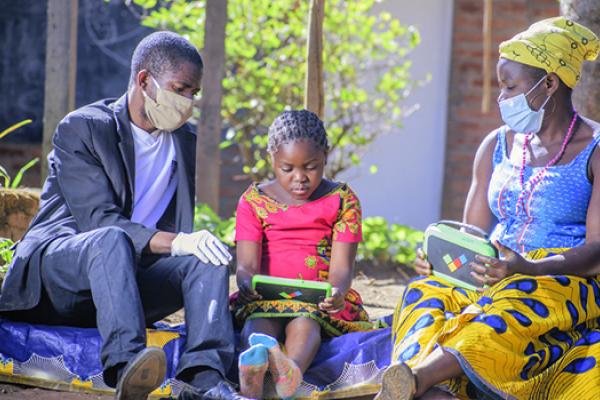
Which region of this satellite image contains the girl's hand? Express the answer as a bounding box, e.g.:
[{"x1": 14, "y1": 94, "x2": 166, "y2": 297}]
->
[
  {"x1": 237, "y1": 277, "x2": 262, "y2": 305},
  {"x1": 469, "y1": 241, "x2": 529, "y2": 288},
  {"x1": 413, "y1": 248, "x2": 433, "y2": 276},
  {"x1": 319, "y1": 287, "x2": 345, "y2": 314}
]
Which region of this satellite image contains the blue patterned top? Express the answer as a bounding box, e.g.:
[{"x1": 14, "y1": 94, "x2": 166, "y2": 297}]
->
[{"x1": 487, "y1": 125, "x2": 600, "y2": 253}]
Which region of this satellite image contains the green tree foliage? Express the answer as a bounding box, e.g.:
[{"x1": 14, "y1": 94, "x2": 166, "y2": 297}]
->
[{"x1": 133, "y1": 0, "x2": 421, "y2": 180}]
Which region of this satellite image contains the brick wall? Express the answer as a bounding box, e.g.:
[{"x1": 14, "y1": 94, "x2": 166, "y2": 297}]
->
[{"x1": 441, "y1": 0, "x2": 559, "y2": 220}]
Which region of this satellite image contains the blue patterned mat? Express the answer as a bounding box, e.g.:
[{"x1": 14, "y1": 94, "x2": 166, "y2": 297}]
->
[{"x1": 0, "y1": 317, "x2": 392, "y2": 398}]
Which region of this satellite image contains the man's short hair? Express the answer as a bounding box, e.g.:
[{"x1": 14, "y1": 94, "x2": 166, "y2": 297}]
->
[{"x1": 129, "y1": 31, "x2": 203, "y2": 86}]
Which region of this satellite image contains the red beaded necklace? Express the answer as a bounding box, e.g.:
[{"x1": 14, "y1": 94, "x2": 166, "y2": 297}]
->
[{"x1": 515, "y1": 112, "x2": 579, "y2": 215}]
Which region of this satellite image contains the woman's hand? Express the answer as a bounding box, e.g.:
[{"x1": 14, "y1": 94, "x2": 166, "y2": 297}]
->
[
  {"x1": 319, "y1": 287, "x2": 345, "y2": 314},
  {"x1": 413, "y1": 248, "x2": 433, "y2": 276},
  {"x1": 236, "y1": 276, "x2": 262, "y2": 305},
  {"x1": 470, "y1": 241, "x2": 530, "y2": 288}
]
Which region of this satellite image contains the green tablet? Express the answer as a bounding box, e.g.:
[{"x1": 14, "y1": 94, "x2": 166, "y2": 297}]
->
[
  {"x1": 251, "y1": 275, "x2": 332, "y2": 304},
  {"x1": 424, "y1": 221, "x2": 498, "y2": 291}
]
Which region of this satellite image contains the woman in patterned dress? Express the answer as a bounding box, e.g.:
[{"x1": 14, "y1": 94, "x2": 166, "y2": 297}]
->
[{"x1": 376, "y1": 17, "x2": 600, "y2": 400}]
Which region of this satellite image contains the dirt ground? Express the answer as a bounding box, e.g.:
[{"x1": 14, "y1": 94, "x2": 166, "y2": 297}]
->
[
  {"x1": 0, "y1": 384, "x2": 112, "y2": 399},
  {"x1": 0, "y1": 264, "x2": 412, "y2": 399}
]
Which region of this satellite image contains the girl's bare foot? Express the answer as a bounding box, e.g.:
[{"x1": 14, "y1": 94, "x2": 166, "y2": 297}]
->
[
  {"x1": 249, "y1": 333, "x2": 302, "y2": 398},
  {"x1": 239, "y1": 344, "x2": 269, "y2": 399}
]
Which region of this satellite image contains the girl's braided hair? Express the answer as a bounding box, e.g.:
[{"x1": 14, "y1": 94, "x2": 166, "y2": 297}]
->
[{"x1": 267, "y1": 110, "x2": 329, "y2": 154}]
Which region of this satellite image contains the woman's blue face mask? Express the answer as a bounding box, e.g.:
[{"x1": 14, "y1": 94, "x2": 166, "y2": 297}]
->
[{"x1": 498, "y1": 75, "x2": 551, "y2": 134}]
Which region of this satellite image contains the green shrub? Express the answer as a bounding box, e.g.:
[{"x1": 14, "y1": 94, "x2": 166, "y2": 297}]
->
[
  {"x1": 358, "y1": 217, "x2": 423, "y2": 267},
  {"x1": 194, "y1": 204, "x2": 236, "y2": 246},
  {"x1": 0, "y1": 239, "x2": 14, "y2": 273}
]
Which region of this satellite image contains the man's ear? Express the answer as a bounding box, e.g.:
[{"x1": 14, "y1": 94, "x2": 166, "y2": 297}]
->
[{"x1": 137, "y1": 69, "x2": 150, "y2": 90}]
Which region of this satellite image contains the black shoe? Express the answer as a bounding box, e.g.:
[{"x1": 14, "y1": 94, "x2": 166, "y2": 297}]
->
[
  {"x1": 178, "y1": 381, "x2": 250, "y2": 400},
  {"x1": 115, "y1": 347, "x2": 167, "y2": 400}
]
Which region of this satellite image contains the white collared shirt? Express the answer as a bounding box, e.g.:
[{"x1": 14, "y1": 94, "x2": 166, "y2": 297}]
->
[{"x1": 129, "y1": 123, "x2": 178, "y2": 228}]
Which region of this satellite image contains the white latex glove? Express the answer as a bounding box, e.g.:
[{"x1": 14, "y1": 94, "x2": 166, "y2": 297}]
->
[{"x1": 171, "y1": 230, "x2": 232, "y2": 265}]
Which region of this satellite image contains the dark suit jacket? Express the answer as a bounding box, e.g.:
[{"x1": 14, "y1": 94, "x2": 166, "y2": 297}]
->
[{"x1": 0, "y1": 95, "x2": 196, "y2": 311}]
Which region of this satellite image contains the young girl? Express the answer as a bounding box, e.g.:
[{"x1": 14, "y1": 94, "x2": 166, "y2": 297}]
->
[{"x1": 232, "y1": 110, "x2": 373, "y2": 399}]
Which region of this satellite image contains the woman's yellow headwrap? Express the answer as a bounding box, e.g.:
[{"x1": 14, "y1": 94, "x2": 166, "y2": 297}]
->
[{"x1": 499, "y1": 17, "x2": 599, "y2": 88}]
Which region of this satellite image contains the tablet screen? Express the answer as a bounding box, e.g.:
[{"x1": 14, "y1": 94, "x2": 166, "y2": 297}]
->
[{"x1": 253, "y1": 276, "x2": 331, "y2": 304}]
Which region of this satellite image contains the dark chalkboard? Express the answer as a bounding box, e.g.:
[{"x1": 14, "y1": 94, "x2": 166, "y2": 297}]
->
[{"x1": 0, "y1": 0, "x2": 153, "y2": 143}]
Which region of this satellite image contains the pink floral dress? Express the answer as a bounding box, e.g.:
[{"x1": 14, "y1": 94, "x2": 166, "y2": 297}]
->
[{"x1": 233, "y1": 182, "x2": 373, "y2": 336}]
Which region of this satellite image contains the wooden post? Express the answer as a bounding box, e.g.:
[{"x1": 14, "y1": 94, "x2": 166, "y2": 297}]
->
[
  {"x1": 196, "y1": 0, "x2": 228, "y2": 212},
  {"x1": 481, "y1": 0, "x2": 493, "y2": 113},
  {"x1": 304, "y1": 0, "x2": 325, "y2": 118},
  {"x1": 42, "y1": 0, "x2": 78, "y2": 182}
]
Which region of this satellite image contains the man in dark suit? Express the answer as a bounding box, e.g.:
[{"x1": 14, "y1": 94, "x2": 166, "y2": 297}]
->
[{"x1": 0, "y1": 32, "x2": 244, "y2": 400}]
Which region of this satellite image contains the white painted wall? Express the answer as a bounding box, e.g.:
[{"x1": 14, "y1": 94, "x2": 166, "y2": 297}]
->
[{"x1": 340, "y1": 0, "x2": 454, "y2": 230}]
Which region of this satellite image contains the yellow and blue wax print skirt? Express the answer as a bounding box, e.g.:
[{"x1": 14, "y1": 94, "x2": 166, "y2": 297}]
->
[{"x1": 392, "y1": 248, "x2": 600, "y2": 399}]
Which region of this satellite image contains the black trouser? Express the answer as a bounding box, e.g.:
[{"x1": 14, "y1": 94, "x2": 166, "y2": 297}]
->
[{"x1": 11, "y1": 227, "x2": 234, "y2": 385}]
